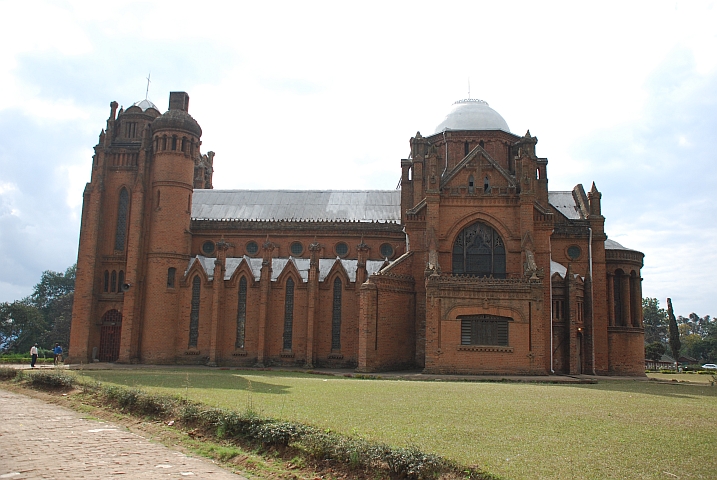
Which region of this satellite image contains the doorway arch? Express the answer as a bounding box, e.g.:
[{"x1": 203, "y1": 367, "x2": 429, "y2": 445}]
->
[{"x1": 99, "y1": 309, "x2": 122, "y2": 362}]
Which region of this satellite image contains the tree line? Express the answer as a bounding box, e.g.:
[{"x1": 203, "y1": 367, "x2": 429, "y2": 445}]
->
[
  {"x1": 643, "y1": 297, "x2": 717, "y2": 364},
  {"x1": 0, "y1": 265, "x2": 75, "y2": 354}
]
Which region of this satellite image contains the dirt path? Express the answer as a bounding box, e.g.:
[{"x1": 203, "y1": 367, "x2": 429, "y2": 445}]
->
[{"x1": 0, "y1": 388, "x2": 247, "y2": 479}]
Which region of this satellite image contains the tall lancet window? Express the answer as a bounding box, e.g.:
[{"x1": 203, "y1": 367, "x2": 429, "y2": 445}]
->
[
  {"x1": 332, "y1": 277, "x2": 342, "y2": 350},
  {"x1": 236, "y1": 277, "x2": 247, "y2": 349},
  {"x1": 189, "y1": 276, "x2": 200, "y2": 348},
  {"x1": 115, "y1": 188, "x2": 129, "y2": 251},
  {"x1": 283, "y1": 278, "x2": 295, "y2": 350}
]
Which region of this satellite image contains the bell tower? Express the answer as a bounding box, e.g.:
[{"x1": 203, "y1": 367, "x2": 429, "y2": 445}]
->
[{"x1": 137, "y1": 92, "x2": 204, "y2": 363}]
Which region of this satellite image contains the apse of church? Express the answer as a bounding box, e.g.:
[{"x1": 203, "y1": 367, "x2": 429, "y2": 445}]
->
[{"x1": 69, "y1": 93, "x2": 645, "y2": 376}]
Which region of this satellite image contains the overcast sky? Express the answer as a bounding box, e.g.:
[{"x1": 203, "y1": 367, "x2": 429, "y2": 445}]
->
[{"x1": 0, "y1": 0, "x2": 715, "y2": 317}]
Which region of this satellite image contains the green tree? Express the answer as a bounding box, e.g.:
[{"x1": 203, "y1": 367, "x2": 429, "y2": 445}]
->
[
  {"x1": 0, "y1": 300, "x2": 46, "y2": 353},
  {"x1": 667, "y1": 298, "x2": 681, "y2": 368},
  {"x1": 645, "y1": 341, "x2": 666, "y2": 363},
  {"x1": 642, "y1": 297, "x2": 668, "y2": 344},
  {"x1": 0, "y1": 264, "x2": 75, "y2": 354}
]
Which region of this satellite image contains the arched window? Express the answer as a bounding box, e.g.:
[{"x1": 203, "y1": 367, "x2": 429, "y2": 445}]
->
[
  {"x1": 104, "y1": 270, "x2": 109, "y2": 292},
  {"x1": 613, "y1": 269, "x2": 624, "y2": 326},
  {"x1": 452, "y1": 221, "x2": 506, "y2": 278},
  {"x1": 189, "y1": 276, "x2": 200, "y2": 348},
  {"x1": 484, "y1": 176, "x2": 490, "y2": 193},
  {"x1": 156, "y1": 190, "x2": 161, "y2": 209},
  {"x1": 464, "y1": 141, "x2": 470, "y2": 157},
  {"x1": 236, "y1": 277, "x2": 247, "y2": 349},
  {"x1": 115, "y1": 188, "x2": 129, "y2": 251},
  {"x1": 332, "y1": 277, "x2": 342, "y2": 350},
  {"x1": 171, "y1": 135, "x2": 177, "y2": 150},
  {"x1": 110, "y1": 270, "x2": 117, "y2": 292},
  {"x1": 167, "y1": 267, "x2": 176, "y2": 288},
  {"x1": 118, "y1": 270, "x2": 125, "y2": 292},
  {"x1": 283, "y1": 278, "x2": 294, "y2": 350}
]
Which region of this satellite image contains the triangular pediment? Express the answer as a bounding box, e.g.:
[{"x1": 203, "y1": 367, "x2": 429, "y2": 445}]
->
[{"x1": 440, "y1": 144, "x2": 516, "y2": 190}]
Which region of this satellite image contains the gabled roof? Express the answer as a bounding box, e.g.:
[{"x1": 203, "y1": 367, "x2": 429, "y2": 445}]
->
[
  {"x1": 185, "y1": 255, "x2": 388, "y2": 284},
  {"x1": 192, "y1": 190, "x2": 401, "y2": 223}
]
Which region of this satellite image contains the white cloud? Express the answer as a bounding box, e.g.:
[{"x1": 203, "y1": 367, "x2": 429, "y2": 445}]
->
[{"x1": 0, "y1": 1, "x2": 716, "y2": 315}]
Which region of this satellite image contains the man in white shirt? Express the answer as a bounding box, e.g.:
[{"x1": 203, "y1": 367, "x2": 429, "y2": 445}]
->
[{"x1": 30, "y1": 344, "x2": 38, "y2": 368}]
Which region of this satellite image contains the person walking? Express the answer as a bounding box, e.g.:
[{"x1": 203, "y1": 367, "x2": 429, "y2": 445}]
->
[
  {"x1": 30, "y1": 344, "x2": 38, "y2": 368},
  {"x1": 53, "y1": 343, "x2": 63, "y2": 365}
]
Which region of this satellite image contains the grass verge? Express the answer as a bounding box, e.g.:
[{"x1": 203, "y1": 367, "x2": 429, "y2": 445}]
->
[{"x1": 0, "y1": 368, "x2": 492, "y2": 480}]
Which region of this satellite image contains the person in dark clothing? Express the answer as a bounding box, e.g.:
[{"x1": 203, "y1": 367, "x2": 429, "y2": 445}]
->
[{"x1": 30, "y1": 344, "x2": 38, "y2": 368}]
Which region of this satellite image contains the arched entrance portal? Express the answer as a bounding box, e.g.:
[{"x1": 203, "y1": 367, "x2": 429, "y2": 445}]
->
[{"x1": 99, "y1": 309, "x2": 122, "y2": 362}]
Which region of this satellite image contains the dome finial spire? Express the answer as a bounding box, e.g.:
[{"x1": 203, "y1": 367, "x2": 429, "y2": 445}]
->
[
  {"x1": 467, "y1": 77, "x2": 470, "y2": 99},
  {"x1": 145, "y1": 72, "x2": 151, "y2": 100}
]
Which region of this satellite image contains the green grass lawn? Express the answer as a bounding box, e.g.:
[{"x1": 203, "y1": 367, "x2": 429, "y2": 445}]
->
[{"x1": 76, "y1": 368, "x2": 717, "y2": 479}]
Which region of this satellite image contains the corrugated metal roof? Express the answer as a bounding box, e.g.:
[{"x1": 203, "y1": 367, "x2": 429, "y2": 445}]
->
[
  {"x1": 548, "y1": 191, "x2": 583, "y2": 220},
  {"x1": 605, "y1": 239, "x2": 639, "y2": 251},
  {"x1": 186, "y1": 255, "x2": 389, "y2": 284},
  {"x1": 192, "y1": 190, "x2": 401, "y2": 223}
]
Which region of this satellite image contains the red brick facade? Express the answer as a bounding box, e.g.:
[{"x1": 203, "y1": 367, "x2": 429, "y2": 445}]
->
[{"x1": 69, "y1": 93, "x2": 645, "y2": 375}]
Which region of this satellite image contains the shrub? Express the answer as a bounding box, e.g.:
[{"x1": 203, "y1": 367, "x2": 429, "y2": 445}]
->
[
  {"x1": 26, "y1": 370, "x2": 76, "y2": 389},
  {"x1": 100, "y1": 385, "x2": 177, "y2": 417},
  {"x1": 0, "y1": 366, "x2": 19, "y2": 381}
]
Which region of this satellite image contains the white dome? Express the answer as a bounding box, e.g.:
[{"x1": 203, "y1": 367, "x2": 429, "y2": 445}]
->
[
  {"x1": 132, "y1": 99, "x2": 160, "y2": 112},
  {"x1": 434, "y1": 99, "x2": 510, "y2": 134}
]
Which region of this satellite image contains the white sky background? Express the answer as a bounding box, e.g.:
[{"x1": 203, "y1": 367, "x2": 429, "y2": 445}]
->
[{"x1": 0, "y1": 0, "x2": 715, "y2": 317}]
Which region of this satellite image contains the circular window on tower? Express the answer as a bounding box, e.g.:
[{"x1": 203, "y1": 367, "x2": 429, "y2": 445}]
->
[
  {"x1": 290, "y1": 241, "x2": 304, "y2": 256},
  {"x1": 246, "y1": 241, "x2": 259, "y2": 256},
  {"x1": 202, "y1": 241, "x2": 215, "y2": 256},
  {"x1": 335, "y1": 242, "x2": 349, "y2": 258},
  {"x1": 567, "y1": 245, "x2": 582, "y2": 260},
  {"x1": 380, "y1": 243, "x2": 394, "y2": 259}
]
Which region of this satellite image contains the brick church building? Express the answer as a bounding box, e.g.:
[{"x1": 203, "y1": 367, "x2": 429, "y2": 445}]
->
[{"x1": 68, "y1": 91, "x2": 645, "y2": 375}]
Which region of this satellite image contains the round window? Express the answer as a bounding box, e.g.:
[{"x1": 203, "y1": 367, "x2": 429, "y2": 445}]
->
[
  {"x1": 567, "y1": 245, "x2": 582, "y2": 260},
  {"x1": 246, "y1": 241, "x2": 259, "y2": 255},
  {"x1": 380, "y1": 243, "x2": 394, "y2": 259},
  {"x1": 335, "y1": 242, "x2": 349, "y2": 257},
  {"x1": 202, "y1": 241, "x2": 215, "y2": 255},
  {"x1": 290, "y1": 242, "x2": 303, "y2": 256}
]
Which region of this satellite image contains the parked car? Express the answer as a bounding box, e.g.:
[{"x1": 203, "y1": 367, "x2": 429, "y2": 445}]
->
[{"x1": 701, "y1": 364, "x2": 717, "y2": 370}]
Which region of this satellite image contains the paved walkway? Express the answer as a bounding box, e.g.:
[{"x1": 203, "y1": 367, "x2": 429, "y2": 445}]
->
[{"x1": 0, "y1": 389, "x2": 246, "y2": 479}]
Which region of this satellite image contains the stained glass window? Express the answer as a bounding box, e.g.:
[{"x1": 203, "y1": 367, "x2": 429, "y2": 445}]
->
[
  {"x1": 189, "y1": 276, "x2": 200, "y2": 348},
  {"x1": 115, "y1": 188, "x2": 129, "y2": 251},
  {"x1": 283, "y1": 278, "x2": 294, "y2": 350},
  {"x1": 452, "y1": 222, "x2": 506, "y2": 278},
  {"x1": 332, "y1": 278, "x2": 342, "y2": 350},
  {"x1": 236, "y1": 277, "x2": 247, "y2": 349}
]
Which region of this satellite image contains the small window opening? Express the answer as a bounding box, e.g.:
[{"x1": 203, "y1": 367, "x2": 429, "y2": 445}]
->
[
  {"x1": 484, "y1": 176, "x2": 490, "y2": 193},
  {"x1": 464, "y1": 141, "x2": 470, "y2": 157},
  {"x1": 111, "y1": 270, "x2": 117, "y2": 293},
  {"x1": 118, "y1": 270, "x2": 125, "y2": 292},
  {"x1": 156, "y1": 190, "x2": 161, "y2": 209},
  {"x1": 167, "y1": 267, "x2": 176, "y2": 288},
  {"x1": 104, "y1": 270, "x2": 109, "y2": 292},
  {"x1": 468, "y1": 175, "x2": 475, "y2": 194},
  {"x1": 171, "y1": 135, "x2": 177, "y2": 151},
  {"x1": 479, "y1": 140, "x2": 485, "y2": 148}
]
